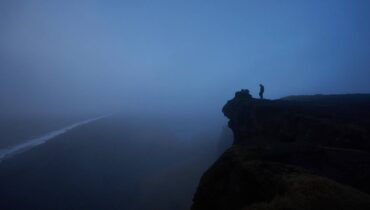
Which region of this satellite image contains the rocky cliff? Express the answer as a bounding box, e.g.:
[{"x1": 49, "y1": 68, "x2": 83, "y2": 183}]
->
[{"x1": 191, "y1": 92, "x2": 370, "y2": 210}]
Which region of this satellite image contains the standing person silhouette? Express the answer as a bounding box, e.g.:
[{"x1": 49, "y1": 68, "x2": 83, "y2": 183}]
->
[{"x1": 259, "y1": 84, "x2": 265, "y2": 99}]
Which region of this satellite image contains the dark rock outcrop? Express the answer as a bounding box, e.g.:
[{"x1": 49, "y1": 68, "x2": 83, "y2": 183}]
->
[
  {"x1": 222, "y1": 89, "x2": 254, "y2": 144},
  {"x1": 192, "y1": 93, "x2": 370, "y2": 210},
  {"x1": 223, "y1": 93, "x2": 370, "y2": 151},
  {"x1": 192, "y1": 147, "x2": 370, "y2": 210}
]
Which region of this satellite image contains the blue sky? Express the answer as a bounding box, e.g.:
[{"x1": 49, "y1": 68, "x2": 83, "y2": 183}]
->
[{"x1": 1, "y1": 0, "x2": 370, "y2": 116}]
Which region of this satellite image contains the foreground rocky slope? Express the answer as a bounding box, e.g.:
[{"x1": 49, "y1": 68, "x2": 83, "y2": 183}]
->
[{"x1": 192, "y1": 92, "x2": 370, "y2": 210}]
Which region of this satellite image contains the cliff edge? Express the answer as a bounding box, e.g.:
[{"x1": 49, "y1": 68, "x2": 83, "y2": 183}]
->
[{"x1": 191, "y1": 92, "x2": 370, "y2": 210}]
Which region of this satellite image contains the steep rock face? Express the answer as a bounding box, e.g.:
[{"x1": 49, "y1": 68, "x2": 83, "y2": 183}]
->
[
  {"x1": 223, "y1": 94, "x2": 370, "y2": 150},
  {"x1": 192, "y1": 147, "x2": 370, "y2": 210},
  {"x1": 192, "y1": 93, "x2": 370, "y2": 210}
]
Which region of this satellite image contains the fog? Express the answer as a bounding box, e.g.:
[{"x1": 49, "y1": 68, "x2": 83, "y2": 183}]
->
[
  {"x1": 1, "y1": 1, "x2": 370, "y2": 209},
  {"x1": 1, "y1": 0, "x2": 370, "y2": 119}
]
